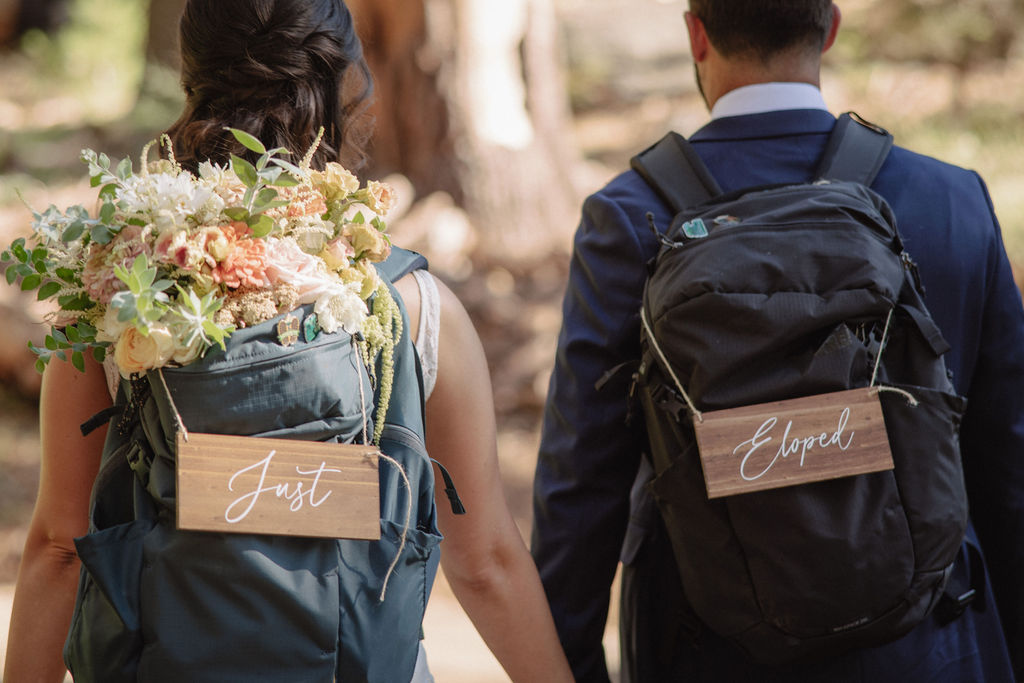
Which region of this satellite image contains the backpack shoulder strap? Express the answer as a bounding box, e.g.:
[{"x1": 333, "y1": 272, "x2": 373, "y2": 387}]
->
[
  {"x1": 376, "y1": 246, "x2": 428, "y2": 283},
  {"x1": 630, "y1": 131, "x2": 723, "y2": 212},
  {"x1": 631, "y1": 113, "x2": 894, "y2": 212},
  {"x1": 815, "y1": 112, "x2": 893, "y2": 185}
]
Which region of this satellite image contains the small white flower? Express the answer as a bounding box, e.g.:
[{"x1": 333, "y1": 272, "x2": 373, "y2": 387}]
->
[{"x1": 314, "y1": 283, "x2": 368, "y2": 335}]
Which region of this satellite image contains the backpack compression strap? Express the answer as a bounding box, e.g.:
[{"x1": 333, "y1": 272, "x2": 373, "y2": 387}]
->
[{"x1": 630, "y1": 112, "x2": 894, "y2": 212}]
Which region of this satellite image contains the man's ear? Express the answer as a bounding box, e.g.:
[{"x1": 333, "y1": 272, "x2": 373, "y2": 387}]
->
[
  {"x1": 822, "y1": 3, "x2": 841, "y2": 53},
  {"x1": 685, "y1": 11, "x2": 709, "y2": 62}
]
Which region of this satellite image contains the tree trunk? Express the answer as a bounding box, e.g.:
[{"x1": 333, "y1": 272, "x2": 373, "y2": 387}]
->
[
  {"x1": 145, "y1": 0, "x2": 188, "y2": 70},
  {"x1": 349, "y1": 0, "x2": 582, "y2": 263}
]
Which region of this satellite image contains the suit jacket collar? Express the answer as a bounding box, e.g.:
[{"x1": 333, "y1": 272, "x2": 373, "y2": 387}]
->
[{"x1": 690, "y1": 109, "x2": 837, "y2": 142}]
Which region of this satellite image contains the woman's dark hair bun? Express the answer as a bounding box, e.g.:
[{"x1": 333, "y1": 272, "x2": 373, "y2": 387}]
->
[{"x1": 165, "y1": 0, "x2": 373, "y2": 173}]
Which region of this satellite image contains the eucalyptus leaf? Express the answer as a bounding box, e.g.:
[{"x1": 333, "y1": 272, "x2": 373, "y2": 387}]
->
[
  {"x1": 91, "y1": 225, "x2": 114, "y2": 244},
  {"x1": 224, "y1": 207, "x2": 249, "y2": 221},
  {"x1": 51, "y1": 328, "x2": 69, "y2": 345},
  {"x1": 228, "y1": 128, "x2": 267, "y2": 155},
  {"x1": 55, "y1": 350, "x2": 67, "y2": 361},
  {"x1": 35, "y1": 358, "x2": 46, "y2": 374}
]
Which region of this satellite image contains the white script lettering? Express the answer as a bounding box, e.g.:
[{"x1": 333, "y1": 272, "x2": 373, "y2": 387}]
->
[
  {"x1": 224, "y1": 450, "x2": 342, "y2": 523},
  {"x1": 734, "y1": 407, "x2": 855, "y2": 481}
]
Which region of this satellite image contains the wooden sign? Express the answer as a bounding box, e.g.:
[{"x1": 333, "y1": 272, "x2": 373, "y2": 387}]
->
[
  {"x1": 693, "y1": 388, "x2": 893, "y2": 499},
  {"x1": 176, "y1": 432, "x2": 381, "y2": 540}
]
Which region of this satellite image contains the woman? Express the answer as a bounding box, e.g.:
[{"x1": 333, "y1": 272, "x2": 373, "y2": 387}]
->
[{"x1": 3, "y1": 0, "x2": 572, "y2": 681}]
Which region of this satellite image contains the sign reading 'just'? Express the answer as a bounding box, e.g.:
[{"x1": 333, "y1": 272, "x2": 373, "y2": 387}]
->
[
  {"x1": 693, "y1": 388, "x2": 894, "y2": 499},
  {"x1": 177, "y1": 432, "x2": 381, "y2": 540}
]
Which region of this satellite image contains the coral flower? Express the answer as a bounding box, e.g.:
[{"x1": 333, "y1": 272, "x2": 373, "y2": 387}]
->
[{"x1": 211, "y1": 222, "x2": 269, "y2": 289}]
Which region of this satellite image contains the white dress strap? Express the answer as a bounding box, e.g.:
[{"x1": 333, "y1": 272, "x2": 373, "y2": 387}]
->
[{"x1": 411, "y1": 269, "x2": 441, "y2": 401}]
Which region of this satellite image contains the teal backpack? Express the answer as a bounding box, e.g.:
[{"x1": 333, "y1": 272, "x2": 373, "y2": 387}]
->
[{"x1": 64, "y1": 248, "x2": 460, "y2": 683}]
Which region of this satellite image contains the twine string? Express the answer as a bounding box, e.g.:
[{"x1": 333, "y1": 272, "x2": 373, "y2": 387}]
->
[
  {"x1": 640, "y1": 307, "x2": 704, "y2": 423},
  {"x1": 157, "y1": 368, "x2": 190, "y2": 442},
  {"x1": 868, "y1": 307, "x2": 919, "y2": 406},
  {"x1": 354, "y1": 339, "x2": 412, "y2": 602}
]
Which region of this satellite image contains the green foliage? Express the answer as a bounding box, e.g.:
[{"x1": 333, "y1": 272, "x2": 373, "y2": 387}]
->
[{"x1": 226, "y1": 128, "x2": 302, "y2": 237}]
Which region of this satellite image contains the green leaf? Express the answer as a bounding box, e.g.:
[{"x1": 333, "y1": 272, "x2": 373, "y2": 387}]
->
[
  {"x1": 116, "y1": 157, "x2": 133, "y2": 180},
  {"x1": 271, "y1": 172, "x2": 302, "y2": 188},
  {"x1": 228, "y1": 128, "x2": 267, "y2": 155},
  {"x1": 37, "y1": 281, "x2": 61, "y2": 300},
  {"x1": 248, "y1": 213, "x2": 275, "y2": 238},
  {"x1": 56, "y1": 267, "x2": 77, "y2": 283},
  {"x1": 100, "y1": 201, "x2": 116, "y2": 223},
  {"x1": 51, "y1": 328, "x2": 69, "y2": 345},
  {"x1": 77, "y1": 321, "x2": 98, "y2": 338},
  {"x1": 5, "y1": 266, "x2": 17, "y2": 285},
  {"x1": 71, "y1": 350, "x2": 85, "y2": 372},
  {"x1": 92, "y1": 346, "x2": 106, "y2": 363},
  {"x1": 223, "y1": 207, "x2": 249, "y2": 222},
  {"x1": 65, "y1": 325, "x2": 81, "y2": 343},
  {"x1": 55, "y1": 350, "x2": 67, "y2": 361},
  {"x1": 90, "y1": 224, "x2": 114, "y2": 244},
  {"x1": 258, "y1": 167, "x2": 282, "y2": 184},
  {"x1": 231, "y1": 155, "x2": 259, "y2": 187},
  {"x1": 45, "y1": 335, "x2": 58, "y2": 351},
  {"x1": 63, "y1": 220, "x2": 85, "y2": 242},
  {"x1": 99, "y1": 183, "x2": 118, "y2": 200},
  {"x1": 20, "y1": 274, "x2": 41, "y2": 291}
]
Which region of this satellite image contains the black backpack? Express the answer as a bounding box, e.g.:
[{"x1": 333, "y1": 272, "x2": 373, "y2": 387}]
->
[{"x1": 630, "y1": 113, "x2": 969, "y2": 666}]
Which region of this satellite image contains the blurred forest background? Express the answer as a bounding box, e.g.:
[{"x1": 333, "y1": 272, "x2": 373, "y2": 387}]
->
[{"x1": 0, "y1": 1, "x2": 1023, "y2": 675}]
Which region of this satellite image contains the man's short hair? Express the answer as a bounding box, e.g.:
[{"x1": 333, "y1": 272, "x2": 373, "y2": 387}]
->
[{"x1": 689, "y1": 0, "x2": 834, "y2": 61}]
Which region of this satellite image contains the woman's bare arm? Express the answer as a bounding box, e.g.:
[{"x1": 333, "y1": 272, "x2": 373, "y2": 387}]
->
[
  {"x1": 4, "y1": 356, "x2": 109, "y2": 683},
  {"x1": 395, "y1": 274, "x2": 573, "y2": 683}
]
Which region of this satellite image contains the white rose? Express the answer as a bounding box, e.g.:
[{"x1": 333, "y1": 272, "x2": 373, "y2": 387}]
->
[{"x1": 114, "y1": 324, "x2": 177, "y2": 377}]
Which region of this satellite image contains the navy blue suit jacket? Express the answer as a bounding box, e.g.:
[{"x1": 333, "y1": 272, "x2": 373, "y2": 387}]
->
[{"x1": 532, "y1": 109, "x2": 1024, "y2": 682}]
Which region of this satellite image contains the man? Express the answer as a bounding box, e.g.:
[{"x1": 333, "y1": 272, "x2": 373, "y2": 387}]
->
[{"x1": 531, "y1": 2, "x2": 1024, "y2": 681}]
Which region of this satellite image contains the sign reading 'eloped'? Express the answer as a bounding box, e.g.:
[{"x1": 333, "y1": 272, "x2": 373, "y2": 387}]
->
[{"x1": 693, "y1": 388, "x2": 894, "y2": 498}]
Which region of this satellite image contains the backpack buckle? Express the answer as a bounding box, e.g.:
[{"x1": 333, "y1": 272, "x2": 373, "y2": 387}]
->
[{"x1": 935, "y1": 587, "x2": 977, "y2": 624}]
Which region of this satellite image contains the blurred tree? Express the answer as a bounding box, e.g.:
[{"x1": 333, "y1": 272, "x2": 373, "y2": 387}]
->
[
  {"x1": 846, "y1": 0, "x2": 1024, "y2": 110},
  {"x1": 146, "y1": 0, "x2": 186, "y2": 69},
  {"x1": 0, "y1": 0, "x2": 67, "y2": 49},
  {"x1": 348, "y1": 0, "x2": 581, "y2": 261}
]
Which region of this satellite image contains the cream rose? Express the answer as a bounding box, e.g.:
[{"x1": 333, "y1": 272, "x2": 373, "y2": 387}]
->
[
  {"x1": 343, "y1": 222, "x2": 391, "y2": 262},
  {"x1": 311, "y1": 162, "x2": 360, "y2": 203},
  {"x1": 114, "y1": 325, "x2": 177, "y2": 377},
  {"x1": 365, "y1": 180, "x2": 396, "y2": 216}
]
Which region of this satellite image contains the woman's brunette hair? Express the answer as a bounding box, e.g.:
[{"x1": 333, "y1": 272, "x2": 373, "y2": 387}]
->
[{"x1": 165, "y1": 0, "x2": 373, "y2": 173}]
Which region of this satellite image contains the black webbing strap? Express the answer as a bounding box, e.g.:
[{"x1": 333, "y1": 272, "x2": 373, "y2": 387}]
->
[
  {"x1": 630, "y1": 132, "x2": 722, "y2": 213},
  {"x1": 815, "y1": 112, "x2": 893, "y2": 185},
  {"x1": 630, "y1": 112, "x2": 894, "y2": 213}
]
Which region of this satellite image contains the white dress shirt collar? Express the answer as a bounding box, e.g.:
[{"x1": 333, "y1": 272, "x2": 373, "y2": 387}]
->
[{"x1": 710, "y1": 82, "x2": 829, "y2": 120}]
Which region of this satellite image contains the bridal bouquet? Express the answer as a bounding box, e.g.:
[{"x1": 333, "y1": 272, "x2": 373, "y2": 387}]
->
[{"x1": 1, "y1": 129, "x2": 400, "y2": 384}]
